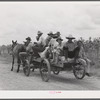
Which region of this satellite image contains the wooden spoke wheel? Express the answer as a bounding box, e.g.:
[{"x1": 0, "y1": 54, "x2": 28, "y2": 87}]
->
[
  {"x1": 23, "y1": 59, "x2": 31, "y2": 76},
  {"x1": 40, "y1": 59, "x2": 51, "y2": 82},
  {"x1": 73, "y1": 63, "x2": 86, "y2": 79}
]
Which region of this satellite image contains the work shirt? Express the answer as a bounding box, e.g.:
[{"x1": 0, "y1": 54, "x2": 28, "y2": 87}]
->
[
  {"x1": 37, "y1": 36, "x2": 45, "y2": 47},
  {"x1": 36, "y1": 35, "x2": 52, "y2": 48},
  {"x1": 49, "y1": 35, "x2": 62, "y2": 48},
  {"x1": 49, "y1": 38, "x2": 58, "y2": 49},
  {"x1": 26, "y1": 42, "x2": 33, "y2": 53},
  {"x1": 55, "y1": 42, "x2": 64, "y2": 54},
  {"x1": 64, "y1": 41, "x2": 76, "y2": 51},
  {"x1": 78, "y1": 46, "x2": 86, "y2": 58},
  {"x1": 44, "y1": 35, "x2": 53, "y2": 47},
  {"x1": 57, "y1": 43, "x2": 64, "y2": 50}
]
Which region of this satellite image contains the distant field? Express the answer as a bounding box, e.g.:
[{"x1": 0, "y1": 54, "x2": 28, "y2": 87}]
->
[
  {"x1": 86, "y1": 50, "x2": 100, "y2": 77},
  {"x1": 0, "y1": 53, "x2": 12, "y2": 64}
]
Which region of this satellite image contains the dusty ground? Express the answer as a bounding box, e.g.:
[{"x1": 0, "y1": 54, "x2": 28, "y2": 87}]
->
[{"x1": 0, "y1": 54, "x2": 100, "y2": 90}]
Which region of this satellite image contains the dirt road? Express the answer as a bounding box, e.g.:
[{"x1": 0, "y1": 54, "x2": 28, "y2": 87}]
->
[{"x1": 0, "y1": 55, "x2": 100, "y2": 90}]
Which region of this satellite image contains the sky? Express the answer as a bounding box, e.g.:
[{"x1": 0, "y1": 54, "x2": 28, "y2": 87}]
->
[{"x1": 0, "y1": 1, "x2": 100, "y2": 45}]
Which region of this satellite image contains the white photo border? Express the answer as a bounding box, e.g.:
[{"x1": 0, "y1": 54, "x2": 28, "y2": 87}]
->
[{"x1": 0, "y1": 1, "x2": 100, "y2": 99}]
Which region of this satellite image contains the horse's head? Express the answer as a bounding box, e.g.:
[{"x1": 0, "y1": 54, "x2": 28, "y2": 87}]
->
[{"x1": 12, "y1": 40, "x2": 17, "y2": 50}]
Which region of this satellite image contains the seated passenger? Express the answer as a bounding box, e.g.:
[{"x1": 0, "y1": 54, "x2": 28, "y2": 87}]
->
[
  {"x1": 63, "y1": 34, "x2": 79, "y2": 63},
  {"x1": 32, "y1": 31, "x2": 53, "y2": 58},
  {"x1": 77, "y1": 40, "x2": 91, "y2": 77},
  {"x1": 36, "y1": 31, "x2": 43, "y2": 41},
  {"x1": 48, "y1": 32, "x2": 61, "y2": 55},
  {"x1": 53, "y1": 37, "x2": 64, "y2": 64},
  {"x1": 52, "y1": 31, "x2": 61, "y2": 39}
]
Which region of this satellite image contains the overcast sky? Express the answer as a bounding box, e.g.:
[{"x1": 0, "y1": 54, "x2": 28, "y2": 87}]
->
[{"x1": 0, "y1": 1, "x2": 100, "y2": 45}]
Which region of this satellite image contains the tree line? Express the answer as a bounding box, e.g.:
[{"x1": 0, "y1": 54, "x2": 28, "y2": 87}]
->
[
  {"x1": 0, "y1": 44, "x2": 12, "y2": 55},
  {"x1": 0, "y1": 37, "x2": 100, "y2": 63}
]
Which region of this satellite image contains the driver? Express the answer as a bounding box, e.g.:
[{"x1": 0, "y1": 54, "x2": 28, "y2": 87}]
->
[{"x1": 19, "y1": 37, "x2": 33, "y2": 64}]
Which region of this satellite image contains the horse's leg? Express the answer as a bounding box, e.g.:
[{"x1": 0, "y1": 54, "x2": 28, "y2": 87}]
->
[
  {"x1": 11, "y1": 55, "x2": 14, "y2": 71},
  {"x1": 17, "y1": 55, "x2": 21, "y2": 73}
]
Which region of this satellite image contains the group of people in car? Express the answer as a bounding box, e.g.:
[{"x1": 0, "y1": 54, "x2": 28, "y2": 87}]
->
[{"x1": 19, "y1": 31, "x2": 91, "y2": 77}]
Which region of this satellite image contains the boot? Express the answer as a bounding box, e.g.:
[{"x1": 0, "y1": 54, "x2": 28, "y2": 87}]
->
[{"x1": 86, "y1": 73, "x2": 91, "y2": 77}]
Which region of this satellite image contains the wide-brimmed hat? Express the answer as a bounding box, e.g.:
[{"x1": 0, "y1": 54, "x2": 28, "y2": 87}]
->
[
  {"x1": 56, "y1": 37, "x2": 63, "y2": 42},
  {"x1": 55, "y1": 31, "x2": 60, "y2": 35},
  {"x1": 47, "y1": 31, "x2": 53, "y2": 36},
  {"x1": 77, "y1": 40, "x2": 83, "y2": 44},
  {"x1": 37, "y1": 31, "x2": 43, "y2": 35},
  {"x1": 66, "y1": 34, "x2": 75, "y2": 39},
  {"x1": 26, "y1": 37, "x2": 31, "y2": 41},
  {"x1": 52, "y1": 31, "x2": 60, "y2": 39}
]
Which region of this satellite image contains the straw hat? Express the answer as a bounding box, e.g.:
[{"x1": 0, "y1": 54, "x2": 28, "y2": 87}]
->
[
  {"x1": 47, "y1": 31, "x2": 53, "y2": 36},
  {"x1": 55, "y1": 31, "x2": 60, "y2": 35},
  {"x1": 37, "y1": 31, "x2": 43, "y2": 35},
  {"x1": 66, "y1": 34, "x2": 75, "y2": 39},
  {"x1": 26, "y1": 37, "x2": 31, "y2": 41},
  {"x1": 56, "y1": 37, "x2": 63, "y2": 42}
]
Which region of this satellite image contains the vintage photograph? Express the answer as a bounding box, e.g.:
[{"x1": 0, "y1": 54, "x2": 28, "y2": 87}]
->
[{"x1": 0, "y1": 1, "x2": 100, "y2": 91}]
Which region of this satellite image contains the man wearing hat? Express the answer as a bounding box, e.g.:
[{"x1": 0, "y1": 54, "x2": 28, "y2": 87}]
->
[
  {"x1": 56, "y1": 37, "x2": 63, "y2": 49},
  {"x1": 52, "y1": 37, "x2": 64, "y2": 64},
  {"x1": 34, "y1": 31, "x2": 44, "y2": 46},
  {"x1": 48, "y1": 31, "x2": 61, "y2": 49},
  {"x1": 19, "y1": 37, "x2": 33, "y2": 65},
  {"x1": 36, "y1": 31, "x2": 43, "y2": 41},
  {"x1": 25, "y1": 37, "x2": 33, "y2": 52},
  {"x1": 44, "y1": 31, "x2": 54, "y2": 47},
  {"x1": 52, "y1": 31, "x2": 61, "y2": 39},
  {"x1": 25, "y1": 37, "x2": 31, "y2": 45},
  {"x1": 63, "y1": 34, "x2": 80, "y2": 62},
  {"x1": 34, "y1": 31, "x2": 53, "y2": 47},
  {"x1": 32, "y1": 31, "x2": 53, "y2": 58},
  {"x1": 77, "y1": 40, "x2": 91, "y2": 76}
]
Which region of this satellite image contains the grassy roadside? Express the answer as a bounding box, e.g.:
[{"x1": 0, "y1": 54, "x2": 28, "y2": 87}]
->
[{"x1": 0, "y1": 53, "x2": 12, "y2": 64}]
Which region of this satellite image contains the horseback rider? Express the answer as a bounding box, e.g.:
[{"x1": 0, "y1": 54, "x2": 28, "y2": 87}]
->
[{"x1": 63, "y1": 34, "x2": 79, "y2": 63}]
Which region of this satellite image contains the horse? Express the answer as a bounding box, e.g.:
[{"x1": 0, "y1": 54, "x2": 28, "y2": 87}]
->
[{"x1": 11, "y1": 40, "x2": 26, "y2": 72}]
